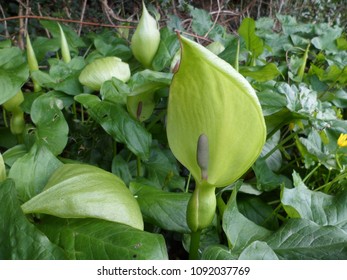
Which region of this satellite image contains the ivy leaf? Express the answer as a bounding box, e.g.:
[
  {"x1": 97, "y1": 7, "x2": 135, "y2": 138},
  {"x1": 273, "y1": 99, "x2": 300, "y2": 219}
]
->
[
  {"x1": 265, "y1": 219, "x2": 347, "y2": 259},
  {"x1": 282, "y1": 171, "x2": 347, "y2": 230},
  {"x1": 222, "y1": 186, "x2": 272, "y2": 251},
  {"x1": 0, "y1": 179, "x2": 66, "y2": 259},
  {"x1": 189, "y1": 6, "x2": 212, "y2": 36},
  {"x1": 202, "y1": 245, "x2": 238, "y2": 260},
  {"x1": 239, "y1": 63, "x2": 281, "y2": 82},
  {"x1": 238, "y1": 241, "x2": 279, "y2": 260}
]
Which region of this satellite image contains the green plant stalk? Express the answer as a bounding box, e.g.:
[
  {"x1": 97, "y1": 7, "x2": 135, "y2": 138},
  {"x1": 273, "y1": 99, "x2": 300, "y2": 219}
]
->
[
  {"x1": 262, "y1": 131, "x2": 298, "y2": 160},
  {"x1": 297, "y1": 43, "x2": 310, "y2": 82},
  {"x1": 234, "y1": 38, "x2": 240, "y2": 72},
  {"x1": 189, "y1": 230, "x2": 201, "y2": 260}
]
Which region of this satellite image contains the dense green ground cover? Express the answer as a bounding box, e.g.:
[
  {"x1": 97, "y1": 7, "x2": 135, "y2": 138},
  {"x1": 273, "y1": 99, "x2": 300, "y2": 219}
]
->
[{"x1": 1, "y1": 1, "x2": 347, "y2": 259}]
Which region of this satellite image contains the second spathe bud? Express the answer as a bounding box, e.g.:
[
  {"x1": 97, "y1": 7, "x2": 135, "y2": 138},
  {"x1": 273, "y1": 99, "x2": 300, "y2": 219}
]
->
[{"x1": 131, "y1": 2, "x2": 160, "y2": 69}]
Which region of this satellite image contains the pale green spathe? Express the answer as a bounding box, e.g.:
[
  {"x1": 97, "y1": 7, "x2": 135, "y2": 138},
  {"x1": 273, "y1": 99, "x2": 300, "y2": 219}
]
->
[
  {"x1": 21, "y1": 164, "x2": 144, "y2": 230},
  {"x1": 0, "y1": 153, "x2": 5, "y2": 182},
  {"x1": 79, "y1": 57, "x2": 131, "y2": 91},
  {"x1": 58, "y1": 23, "x2": 71, "y2": 63},
  {"x1": 167, "y1": 35, "x2": 266, "y2": 187},
  {"x1": 131, "y1": 2, "x2": 160, "y2": 68}
]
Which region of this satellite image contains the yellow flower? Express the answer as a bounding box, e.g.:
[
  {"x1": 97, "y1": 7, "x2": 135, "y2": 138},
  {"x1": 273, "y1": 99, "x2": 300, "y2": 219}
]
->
[{"x1": 337, "y1": 133, "x2": 347, "y2": 147}]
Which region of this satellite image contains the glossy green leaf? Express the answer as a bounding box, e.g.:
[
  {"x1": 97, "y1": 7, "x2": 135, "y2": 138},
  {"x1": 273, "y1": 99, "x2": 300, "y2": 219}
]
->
[
  {"x1": 282, "y1": 171, "x2": 347, "y2": 229},
  {"x1": 143, "y1": 145, "x2": 185, "y2": 191},
  {"x1": 21, "y1": 164, "x2": 144, "y2": 230},
  {"x1": 253, "y1": 157, "x2": 292, "y2": 191},
  {"x1": 238, "y1": 241, "x2": 279, "y2": 260},
  {"x1": 30, "y1": 94, "x2": 69, "y2": 155},
  {"x1": 239, "y1": 63, "x2": 281, "y2": 82},
  {"x1": 128, "y1": 69, "x2": 172, "y2": 96},
  {"x1": 202, "y1": 245, "x2": 238, "y2": 260},
  {"x1": 238, "y1": 18, "x2": 264, "y2": 63},
  {"x1": 37, "y1": 216, "x2": 168, "y2": 260},
  {"x1": 94, "y1": 31, "x2": 132, "y2": 60},
  {"x1": 238, "y1": 195, "x2": 279, "y2": 230},
  {"x1": 0, "y1": 179, "x2": 66, "y2": 259},
  {"x1": 2, "y1": 144, "x2": 27, "y2": 167},
  {"x1": 8, "y1": 144, "x2": 62, "y2": 203},
  {"x1": 152, "y1": 27, "x2": 180, "y2": 71},
  {"x1": 75, "y1": 94, "x2": 151, "y2": 160},
  {"x1": 100, "y1": 77, "x2": 129, "y2": 104},
  {"x1": 223, "y1": 187, "x2": 272, "y2": 250},
  {"x1": 0, "y1": 47, "x2": 29, "y2": 104},
  {"x1": 167, "y1": 35, "x2": 266, "y2": 187},
  {"x1": 130, "y1": 181, "x2": 190, "y2": 233},
  {"x1": 265, "y1": 218, "x2": 347, "y2": 259}
]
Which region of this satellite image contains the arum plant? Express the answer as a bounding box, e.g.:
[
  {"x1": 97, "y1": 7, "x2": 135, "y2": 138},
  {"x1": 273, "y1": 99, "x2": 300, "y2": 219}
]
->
[
  {"x1": 26, "y1": 34, "x2": 41, "y2": 92},
  {"x1": 166, "y1": 35, "x2": 266, "y2": 259},
  {"x1": 58, "y1": 23, "x2": 71, "y2": 63},
  {"x1": 131, "y1": 1, "x2": 160, "y2": 69}
]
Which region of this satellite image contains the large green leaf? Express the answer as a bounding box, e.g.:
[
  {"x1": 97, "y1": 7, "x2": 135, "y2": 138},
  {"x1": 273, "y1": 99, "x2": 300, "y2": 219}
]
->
[
  {"x1": 30, "y1": 94, "x2": 69, "y2": 155},
  {"x1": 0, "y1": 47, "x2": 29, "y2": 104},
  {"x1": 127, "y1": 69, "x2": 172, "y2": 96},
  {"x1": 75, "y1": 94, "x2": 151, "y2": 160},
  {"x1": 0, "y1": 179, "x2": 66, "y2": 259},
  {"x1": 167, "y1": 35, "x2": 266, "y2": 187},
  {"x1": 239, "y1": 63, "x2": 281, "y2": 82},
  {"x1": 282, "y1": 171, "x2": 347, "y2": 229},
  {"x1": 265, "y1": 219, "x2": 347, "y2": 259},
  {"x1": 238, "y1": 241, "x2": 279, "y2": 260},
  {"x1": 21, "y1": 164, "x2": 144, "y2": 230},
  {"x1": 222, "y1": 187, "x2": 272, "y2": 251},
  {"x1": 253, "y1": 157, "x2": 292, "y2": 191},
  {"x1": 37, "y1": 216, "x2": 168, "y2": 260},
  {"x1": 8, "y1": 144, "x2": 62, "y2": 203},
  {"x1": 130, "y1": 181, "x2": 190, "y2": 233},
  {"x1": 238, "y1": 18, "x2": 264, "y2": 63},
  {"x1": 202, "y1": 245, "x2": 238, "y2": 260},
  {"x1": 152, "y1": 27, "x2": 180, "y2": 71}
]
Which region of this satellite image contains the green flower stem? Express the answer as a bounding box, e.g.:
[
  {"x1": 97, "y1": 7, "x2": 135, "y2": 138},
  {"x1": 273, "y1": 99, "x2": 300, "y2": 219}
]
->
[
  {"x1": 303, "y1": 163, "x2": 321, "y2": 183},
  {"x1": 262, "y1": 131, "x2": 298, "y2": 161},
  {"x1": 189, "y1": 230, "x2": 201, "y2": 260},
  {"x1": 136, "y1": 156, "x2": 142, "y2": 177}
]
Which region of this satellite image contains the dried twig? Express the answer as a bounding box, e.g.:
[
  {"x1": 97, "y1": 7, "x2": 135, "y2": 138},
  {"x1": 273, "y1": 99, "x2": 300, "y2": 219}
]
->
[
  {"x1": 78, "y1": 0, "x2": 88, "y2": 36},
  {"x1": 100, "y1": 0, "x2": 137, "y2": 25},
  {"x1": 0, "y1": 15, "x2": 134, "y2": 29},
  {"x1": 0, "y1": 4, "x2": 9, "y2": 38},
  {"x1": 204, "y1": 0, "x2": 222, "y2": 38},
  {"x1": 18, "y1": 1, "x2": 25, "y2": 49}
]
